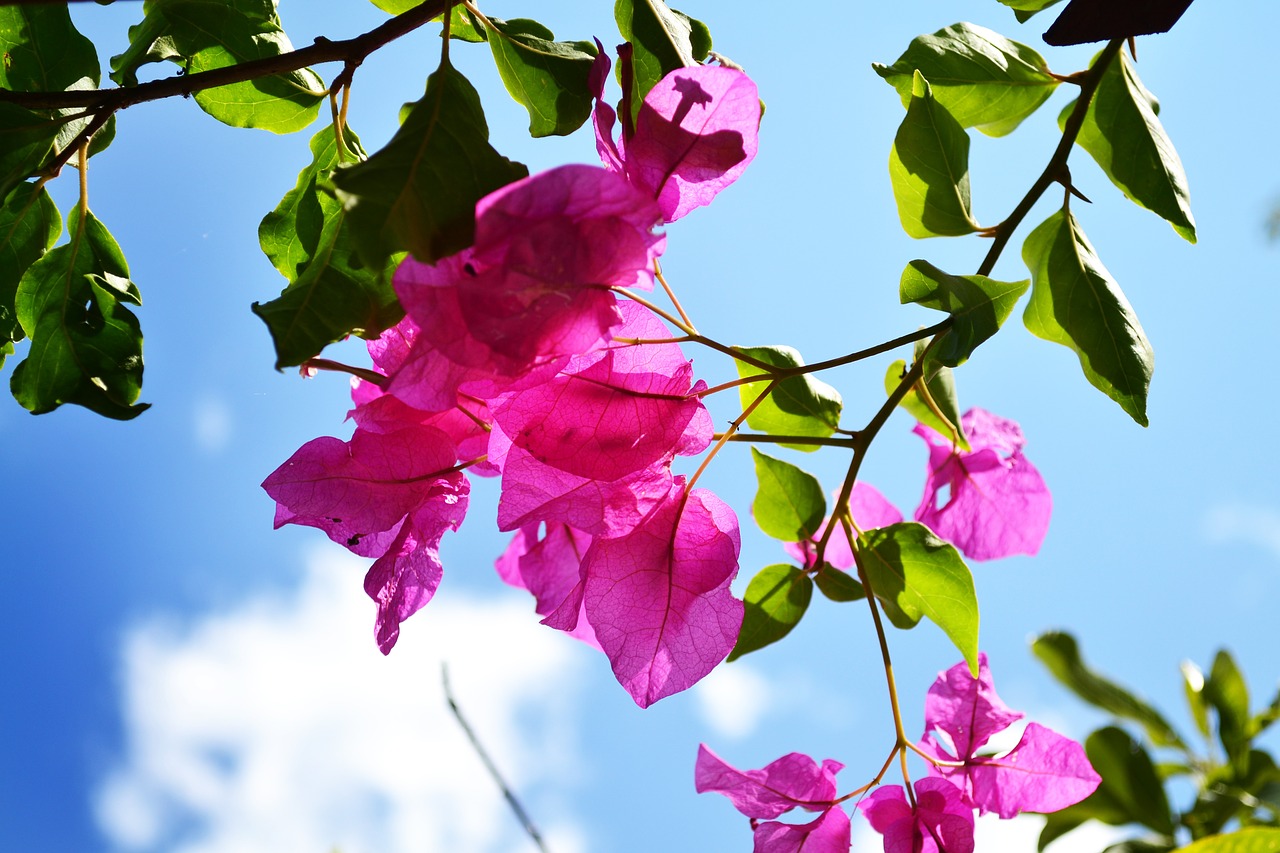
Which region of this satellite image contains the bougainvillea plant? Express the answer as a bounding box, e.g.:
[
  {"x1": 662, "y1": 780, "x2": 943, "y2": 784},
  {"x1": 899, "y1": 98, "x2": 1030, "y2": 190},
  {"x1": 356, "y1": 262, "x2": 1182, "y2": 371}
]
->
[{"x1": 5, "y1": 0, "x2": 1271, "y2": 850}]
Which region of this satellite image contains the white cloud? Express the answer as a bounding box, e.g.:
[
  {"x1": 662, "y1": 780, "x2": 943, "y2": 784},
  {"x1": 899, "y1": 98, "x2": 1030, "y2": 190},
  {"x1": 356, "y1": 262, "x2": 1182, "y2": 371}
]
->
[
  {"x1": 191, "y1": 396, "x2": 232, "y2": 453},
  {"x1": 1204, "y1": 503, "x2": 1280, "y2": 560},
  {"x1": 94, "y1": 549, "x2": 589, "y2": 853},
  {"x1": 851, "y1": 810, "x2": 1128, "y2": 852},
  {"x1": 693, "y1": 661, "x2": 773, "y2": 739}
]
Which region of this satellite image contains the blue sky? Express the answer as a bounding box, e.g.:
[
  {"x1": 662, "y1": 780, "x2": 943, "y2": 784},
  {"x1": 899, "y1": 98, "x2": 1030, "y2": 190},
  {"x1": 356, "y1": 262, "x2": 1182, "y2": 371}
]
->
[{"x1": 2, "y1": 1, "x2": 1278, "y2": 851}]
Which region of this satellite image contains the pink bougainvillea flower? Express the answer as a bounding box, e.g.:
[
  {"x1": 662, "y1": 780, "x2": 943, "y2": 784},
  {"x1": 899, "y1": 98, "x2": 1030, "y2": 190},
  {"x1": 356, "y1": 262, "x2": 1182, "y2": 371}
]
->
[
  {"x1": 858, "y1": 778, "x2": 975, "y2": 853},
  {"x1": 785, "y1": 482, "x2": 903, "y2": 569},
  {"x1": 262, "y1": 423, "x2": 470, "y2": 653},
  {"x1": 753, "y1": 806, "x2": 852, "y2": 853},
  {"x1": 917, "y1": 654, "x2": 1101, "y2": 818},
  {"x1": 495, "y1": 522, "x2": 599, "y2": 649},
  {"x1": 694, "y1": 745, "x2": 843, "y2": 819},
  {"x1": 913, "y1": 407, "x2": 1051, "y2": 561},
  {"x1": 593, "y1": 53, "x2": 761, "y2": 221},
  {"x1": 582, "y1": 480, "x2": 742, "y2": 707}
]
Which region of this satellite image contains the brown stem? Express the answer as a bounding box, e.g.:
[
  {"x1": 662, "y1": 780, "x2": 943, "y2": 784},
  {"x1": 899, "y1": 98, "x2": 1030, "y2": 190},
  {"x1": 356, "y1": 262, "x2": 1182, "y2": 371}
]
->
[{"x1": 0, "y1": 0, "x2": 450, "y2": 112}]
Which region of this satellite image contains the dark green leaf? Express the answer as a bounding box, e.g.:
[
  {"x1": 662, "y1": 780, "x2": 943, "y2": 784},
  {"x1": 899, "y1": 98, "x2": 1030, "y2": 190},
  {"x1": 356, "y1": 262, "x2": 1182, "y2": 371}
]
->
[
  {"x1": 110, "y1": 0, "x2": 324, "y2": 133},
  {"x1": 899, "y1": 259, "x2": 1028, "y2": 367},
  {"x1": 1077, "y1": 726, "x2": 1177, "y2": 835},
  {"x1": 886, "y1": 347, "x2": 969, "y2": 451},
  {"x1": 749, "y1": 448, "x2": 826, "y2": 542},
  {"x1": 813, "y1": 565, "x2": 865, "y2": 603},
  {"x1": 874, "y1": 23, "x2": 1058, "y2": 136},
  {"x1": 889, "y1": 71, "x2": 979, "y2": 238},
  {"x1": 0, "y1": 182, "x2": 61, "y2": 358},
  {"x1": 728, "y1": 564, "x2": 812, "y2": 661},
  {"x1": 254, "y1": 124, "x2": 402, "y2": 368},
  {"x1": 1185, "y1": 752, "x2": 1280, "y2": 840},
  {"x1": 369, "y1": 0, "x2": 485, "y2": 41},
  {"x1": 614, "y1": 0, "x2": 711, "y2": 123},
  {"x1": 482, "y1": 17, "x2": 598, "y2": 137},
  {"x1": 333, "y1": 58, "x2": 528, "y2": 268},
  {"x1": 1206, "y1": 650, "x2": 1252, "y2": 771},
  {"x1": 855, "y1": 521, "x2": 979, "y2": 674},
  {"x1": 734, "y1": 345, "x2": 842, "y2": 451},
  {"x1": 0, "y1": 104, "x2": 60, "y2": 210},
  {"x1": 1022, "y1": 208, "x2": 1154, "y2": 426},
  {"x1": 1066, "y1": 49, "x2": 1195, "y2": 242},
  {"x1": 1102, "y1": 842, "x2": 1176, "y2": 853},
  {"x1": 1176, "y1": 827, "x2": 1280, "y2": 852},
  {"x1": 1251, "y1": 686, "x2": 1280, "y2": 739},
  {"x1": 1032, "y1": 631, "x2": 1185, "y2": 748},
  {"x1": 11, "y1": 207, "x2": 147, "y2": 418}
]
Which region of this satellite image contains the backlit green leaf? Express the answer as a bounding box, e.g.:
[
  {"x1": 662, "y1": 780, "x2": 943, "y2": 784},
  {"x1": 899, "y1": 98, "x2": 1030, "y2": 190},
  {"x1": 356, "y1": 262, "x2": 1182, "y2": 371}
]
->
[
  {"x1": 1175, "y1": 829, "x2": 1280, "y2": 853},
  {"x1": 750, "y1": 448, "x2": 826, "y2": 542},
  {"x1": 1183, "y1": 660, "x2": 1212, "y2": 739},
  {"x1": 889, "y1": 71, "x2": 979, "y2": 238},
  {"x1": 0, "y1": 182, "x2": 61, "y2": 360},
  {"x1": 899, "y1": 259, "x2": 1028, "y2": 367},
  {"x1": 1206, "y1": 650, "x2": 1252, "y2": 771},
  {"x1": 734, "y1": 345, "x2": 843, "y2": 451},
  {"x1": 614, "y1": 0, "x2": 711, "y2": 123},
  {"x1": 886, "y1": 350, "x2": 969, "y2": 451},
  {"x1": 483, "y1": 17, "x2": 598, "y2": 137},
  {"x1": 874, "y1": 23, "x2": 1058, "y2": 136},
  {"x1": 1022, "y1": 208, "x2": 1153, "y2": 426},
  {"x1": 11, "y1": 207, "x2": 147, "y2": 418},
  {"x1": 856, "y1": 521, "x2": 979, "y2": 674},
  {"x1": 1066, "y1": 49, "x2": 1195, "y2": 242},
  {"x1": 998, "y1": 0, "x2": 1067, "y2": 22},
  {"x1": 333, "y1": 58, "x2": 528, "y2": 267},
  {"x1": 814, "y1": 566, "x2": 865, "y2": 603},
  {"x1": 1032, "y1": 631, "x2": 1185, "y2": 748},
  {"x1": 728, "y1": 564, "x2": 812, "y2": 661}
]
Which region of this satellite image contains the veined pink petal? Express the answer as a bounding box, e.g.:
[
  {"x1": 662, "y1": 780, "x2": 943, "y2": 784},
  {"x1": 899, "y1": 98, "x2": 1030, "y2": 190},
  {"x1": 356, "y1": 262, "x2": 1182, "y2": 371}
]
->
[
  {"x1": 495, "y1": 523, "x2": 600, "y2": 649},
  {"x1": 694, "y1": 745, "x2": 843, "y2": 819},
  {"x1": 923, "y1": 653, "x2": 1023, "y2": 761},
  {"x1": 584, "y1": 482, "x2": 742, "y2": 706},
  {"x1": 589, "y1": 45, "x2": 625, "y2": 174},
  {"x1": 626, "y1": 66, "x2": 761, "y2": 221},
  {"x1": 752, "y1": 807, "x2": 851, "y2": 853},
  {"x1": 913, "y1": 407, "x2": 1051, "y2": 561},
  {"x1": 964, "y1": 723, "x2": 1101, "y2": 819},
  {"x1": 858, "y1": 779, "x2": 974, "y2": 853}
]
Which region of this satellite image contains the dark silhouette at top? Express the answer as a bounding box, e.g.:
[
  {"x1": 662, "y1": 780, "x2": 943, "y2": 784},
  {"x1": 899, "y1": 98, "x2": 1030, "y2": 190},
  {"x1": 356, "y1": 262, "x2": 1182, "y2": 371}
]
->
[{"x1": 1043, "y1": 0, "x2": 1196, "y2": 45}]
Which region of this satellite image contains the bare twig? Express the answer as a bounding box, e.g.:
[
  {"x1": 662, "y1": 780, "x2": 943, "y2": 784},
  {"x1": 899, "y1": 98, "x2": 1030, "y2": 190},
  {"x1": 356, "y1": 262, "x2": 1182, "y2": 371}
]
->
[{"x1": 442, "y1": 664, "x2": 551, "y2": 853}]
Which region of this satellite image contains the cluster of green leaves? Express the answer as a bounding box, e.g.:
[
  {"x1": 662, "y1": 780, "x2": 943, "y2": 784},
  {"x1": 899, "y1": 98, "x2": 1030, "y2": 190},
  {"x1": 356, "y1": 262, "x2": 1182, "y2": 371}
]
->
[
  {"x1": 1033, "y1": 632, "x2": 1280, "y2": 853},
  {"x1": 879, "y1": 18, "x2": 1194, "y2": 428},
  {"x1": 0, "y1": 0, "x2": 716, "y2": 411}
]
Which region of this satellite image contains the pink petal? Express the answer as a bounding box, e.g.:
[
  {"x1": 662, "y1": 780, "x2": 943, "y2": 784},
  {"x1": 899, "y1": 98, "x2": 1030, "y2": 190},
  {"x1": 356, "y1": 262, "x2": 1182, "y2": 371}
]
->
[
  {"x1": 922, "y1": 653, "x2": 1023, "y2": 762},
  {"x1": 626, "y1": 66, "x2": 760, "y2": 221},
  {"x1": 753, "y1": 807, "x2": 851, "y2": 853},
  {"x1": 784, "y1": 483, "x2": 902, "y2": 569},
  {"x1": 495, "y1": 523, "x2": 600, "y2": 649},
  {"x1": 589, "y1": 46, "x2": 625, "y2": 174},
  {"x1": 859, "y1": 780, "x2": 974, "y2": 853},
  {"x1": 585, "y1": 483, "x2": 742, "y2": 706},
  {"x1": 694, "y1": 745, "x2": 843, "y2": 819},
  {"x1": 965, "y1": 722, "x2": 1101, "y2": 818},
  {"x1": 913, "y1": 408, "x2": 1052, "y2": 561}
]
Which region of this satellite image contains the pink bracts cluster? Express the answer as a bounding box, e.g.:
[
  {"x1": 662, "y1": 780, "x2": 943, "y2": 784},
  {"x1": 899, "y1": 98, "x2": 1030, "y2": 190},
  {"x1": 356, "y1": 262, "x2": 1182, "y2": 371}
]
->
[
  {"x1": 263, "y1": 57, "x2": 762, "y2": 708},
  {"x1": 698, "y1": 655, "x2": 1100, "y2": 852}
]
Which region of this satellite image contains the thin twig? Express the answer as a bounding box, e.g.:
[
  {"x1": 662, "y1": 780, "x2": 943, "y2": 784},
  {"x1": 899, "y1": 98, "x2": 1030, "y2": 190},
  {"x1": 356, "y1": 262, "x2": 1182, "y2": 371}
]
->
[
  {"x1": 442, "y1": 664, "x2": 551, "y2": 853},
  {"x1": 0, "y1": 0, "x2": 450, "y2": 111}
]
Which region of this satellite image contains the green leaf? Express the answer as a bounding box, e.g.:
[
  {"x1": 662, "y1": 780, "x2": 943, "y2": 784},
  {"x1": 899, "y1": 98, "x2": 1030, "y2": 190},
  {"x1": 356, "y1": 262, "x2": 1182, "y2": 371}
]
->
[
  {"x1": 482, "y1": 18, "x2": 598, "y2": 138},
  {"x1": 874, "y1": 23, "x2": 1059, "y2": 137},
  {"x1": 813, "y1": 566, "x2": 865, "y2": 603},
  {"x1": 998, "y1": 0, "x2": 1067, "y2": 21},
  {"x1": 899, "y1": 259, "x2": 1028, "y2": 367},
  {"x1": 0, "y1": 103, "x2": 60, "y2": 206},
  {"x1": 1032, "y1": 631, "x2": 1185, "y2": 748},
  {"x1": 886, "y1": 348, "x2": 969, "y2": 451},
  {"x1": 110, "y1": 0, "x2": 324, "y2": 133},
  {"x1": 370, "y1": 0, "x2": 485, "y2": 37},
  {"x1": 1183, "y1": 660, "x2": 1212, "y2": 740},
  {"x1": 1086, "y1": 727, "x2": 1177, "y2": 835},
  {"x1": 1175, "y1": 829, "x2": 1280, "y2": 853},
  {"x1": 254, "y1": 124, "x2": 402, "y2": 368},
  {"x1": 1022, "y1": 208, "x2": 1154, "y2": 426},
  {"x1": 734, "y1": 345, "x2": 843, "y2": 451},
  {"x1": 333, "y1": 58, "x2": 528, "y2": 268},
  {"x1": 614, "y1": 0, "x2": 711, "y2": 123},
  {"x1": 1067, "y1": 49, "x2": 1195, "y2": 242},
  {"x1": 728, "y1": 564, "x2": 812, "y2": 661},
  {"x1": 1206, "y1": 650, "x2": 1252, "y2": 771},
  {"x1": 750, "y1": 449, "x2": 826, "y2": 542},
  {"x1": 1251, "y1": 686, "x2": 1280, "y2": 739},
  {"x1": 0, "y1": 182, "x2": 61, "y2": 358},
  {"x1": 11, "y1": 207, "x2": 147, "y2": 418},
  {"x1": 1185, "y1": 752, "x2": 1280, "y2": 840},
  {"x1": 889, "y1": 71, "x2": 979, "y2": 238},
  {"x1": 855, "y1": 521, "x2": 979, "y2": 674}
]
